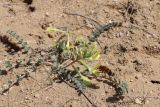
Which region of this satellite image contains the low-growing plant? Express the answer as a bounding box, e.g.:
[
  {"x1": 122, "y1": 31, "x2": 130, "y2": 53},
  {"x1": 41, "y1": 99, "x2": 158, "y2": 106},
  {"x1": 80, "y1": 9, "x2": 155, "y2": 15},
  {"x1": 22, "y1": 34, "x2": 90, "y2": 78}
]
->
[
  {"x1": 47, "y1": 26, "x2": 101, "y2": 90},
  {"x1": 7, "y1": 30, "x2": 30, "y2": 53},
  {"x1": 0, "y1": 28, "x2": 128, "y2": 106},
  {"x1": 47, "y1": 26, "x2": 128, "y2": 99}
]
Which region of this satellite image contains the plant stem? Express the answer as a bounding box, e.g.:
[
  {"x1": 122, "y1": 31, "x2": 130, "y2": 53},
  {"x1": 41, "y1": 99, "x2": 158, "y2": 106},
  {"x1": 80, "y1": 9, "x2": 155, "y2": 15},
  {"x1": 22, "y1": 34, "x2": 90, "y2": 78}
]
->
[
  {"x1": 62, "y1": 59, "x2": 79, "y2": 69},
  {"x1": 78, "y1": 60, "x2": 91, "y2": 73},
  {"x1": 80, "y1": 91, "x2": 97, "y2": 107}
]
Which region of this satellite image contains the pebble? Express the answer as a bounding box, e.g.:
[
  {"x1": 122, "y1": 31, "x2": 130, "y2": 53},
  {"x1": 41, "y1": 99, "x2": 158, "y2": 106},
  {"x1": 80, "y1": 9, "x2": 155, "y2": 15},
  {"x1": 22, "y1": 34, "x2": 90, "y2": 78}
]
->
[
  {"x1": 135, "y1": 73, "x2": 142, "y2": 79},
  {"x1": 135, "y1": 75, "x2": 139, "y2": 79},
  {"x1": 149, "y1": 90, "x2": 153, "y2": 94},
  {"x1": 25, "y1": 97, "x2": 30, "y2": 100},
  {"x1": 48, "y1": 33, "x2": 53, "y2": 38},
  {"x1": 130, "y1": 79, "x2": 134, "y2": 82},
  {"x1": 131, "y1": 89, "x2": 134, "y2": 92},
  {"x1": 134, "y1": 98, "x2": 143, "y2": 104},
  {"x1": 145, "y1": 81, "x2": 149, "y2": 83},
  {"x1": 116, "y1": 32, "x2": 123, "y2": 38},
  {"x1": 28, "y1": 6, "x2": 36, "y2": 12},
  {"x1": 34, "y1": 93, "x2": 40, "y2": 98},
  {"x1": 40, "y1": 51, "x2": 45, "y2": 56},
  {"x1": 109, "y1": 86, "x2": 113, "y2": 89},
  {"x1": 133, "y1": 59, "x2": 142, "y2": 65},
  {"x1": 45, "y1": 12, "x2": 50, "y2": 17}
]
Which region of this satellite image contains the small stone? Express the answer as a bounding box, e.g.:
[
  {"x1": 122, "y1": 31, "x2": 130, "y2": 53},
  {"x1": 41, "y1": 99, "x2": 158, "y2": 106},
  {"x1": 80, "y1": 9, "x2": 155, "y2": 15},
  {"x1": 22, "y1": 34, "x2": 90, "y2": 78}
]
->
[
  {"x1": 145, "y1": 81, "x2": 149, "y2": 83},
  {"x1": 28, "y1": 6, "x2": 36, "y2": 12},
  {"x1": 109, "y1": 86, "x2": 113, "y2": 89},
  {"x1": 135, "y1": 76, "x2": 139, "y2": 79},
  {"x1": 135, "y1": 98, "x2": 143, "y2": 104},
  {"x1": 3, "y1": 93, "x2": 7, "y2": 96},
  {"x1": 48, "y1": 34, "x2": 53, "y2": 38},
  {"x1": 40, "y1": 51, "x2": 45, "y2": 56},
  {"x1": 37, "y1": 35, "x2": 43, "y2": 39},
  {"x1": 45, "y1": 12, "x2": 50, "y2": 17},
  {"x1": 25, "y1": 97, "x2": 29, "y2": 100},
  {"x1": 34, "y1": 93, "x2": 40, "y2": 98},
  {"x1": 133, "y1": 59, "x2": 142, "y2": 65},
  {"x1": 131, "y1": 89, "x2": 134, "y2": 92},
  {"x1": 116, "y1": 32, "x2": 123, "y2": 37},
  {"x1": 130, "y1": 79, "x2": 134, "y2": 82},
  {"x1": 149, "y1": 90, "x2": 153, "y2": 94},
  {"x1": 135, "y1": 73, "x2": 142, "y2": 79},
  {"x1": 132, "y1": 47, "x2": 139, "y2": 51}
]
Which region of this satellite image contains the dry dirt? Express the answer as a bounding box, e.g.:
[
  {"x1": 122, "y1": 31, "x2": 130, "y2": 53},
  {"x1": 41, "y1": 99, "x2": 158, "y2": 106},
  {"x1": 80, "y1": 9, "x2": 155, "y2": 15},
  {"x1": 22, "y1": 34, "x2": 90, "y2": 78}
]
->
[{"x1": 0, "y1": 0, "x2": 160, "y2": 107}]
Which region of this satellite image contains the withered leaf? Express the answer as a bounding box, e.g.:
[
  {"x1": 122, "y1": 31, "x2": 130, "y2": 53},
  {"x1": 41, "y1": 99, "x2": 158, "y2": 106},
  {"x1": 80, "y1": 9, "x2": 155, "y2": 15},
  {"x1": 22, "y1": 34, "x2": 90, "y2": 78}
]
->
[{"x1": 98, "y1": 65, "x2": 114, "y2": 76}]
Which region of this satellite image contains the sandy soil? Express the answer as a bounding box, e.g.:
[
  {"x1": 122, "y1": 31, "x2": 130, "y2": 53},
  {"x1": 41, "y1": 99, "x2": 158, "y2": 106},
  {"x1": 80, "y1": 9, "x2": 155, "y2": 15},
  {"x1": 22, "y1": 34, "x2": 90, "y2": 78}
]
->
[{"x1": 0, "y1": 0, "x2": 160, "y2": 107}]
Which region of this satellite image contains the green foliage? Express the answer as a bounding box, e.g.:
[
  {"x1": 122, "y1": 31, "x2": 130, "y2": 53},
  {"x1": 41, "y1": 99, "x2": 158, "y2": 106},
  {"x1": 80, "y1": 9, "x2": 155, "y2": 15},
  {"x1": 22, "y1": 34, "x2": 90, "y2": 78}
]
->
[
  {"x1": 117, "y1": 81, "x2": 128, "y2": 94},
  {"x1": 0, "y1": 28, "x2": 128, "y2": 106},
  {"x1": 47, "y1": 27, "x2": 129, "y2": 95},
  {"x1": 108, "y1": 76, "x2": 128, "y2": 95},
  {"x1": 7, "y1": 30, "x2": 30, "y2": 53},
  {"x1": 5, "y1": 61, "x2": 12, "y2": 69},
  {"x1": 48, "y1": 26, "x2": 101, "y2": 91}
]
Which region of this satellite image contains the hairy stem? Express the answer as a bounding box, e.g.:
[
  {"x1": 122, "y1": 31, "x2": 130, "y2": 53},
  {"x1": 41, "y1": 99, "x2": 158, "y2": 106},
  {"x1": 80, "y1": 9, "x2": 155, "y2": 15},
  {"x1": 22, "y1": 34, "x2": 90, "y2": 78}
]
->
[{"x1": 62, "y1": 59, "x2": 79, "y2": 69}]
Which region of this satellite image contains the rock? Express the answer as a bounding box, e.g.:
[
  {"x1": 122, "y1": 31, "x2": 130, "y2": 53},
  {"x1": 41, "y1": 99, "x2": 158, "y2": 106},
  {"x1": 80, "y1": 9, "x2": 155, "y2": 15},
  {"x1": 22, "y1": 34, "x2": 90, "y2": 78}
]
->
[
  {"x1": 135, "y1": 73, "x2": 142, "y2": 79},
  {"x1": 40, "y1": 51, "x2": 45, "y2": 56},
  {"x1": 45, "y1": 12, "x2": 50, "y2": 17},
  {"x1": 132, "y1": 47, "x2": 139, "y2": 51},
  {"x1": 28, "y1": 6, "x2": 36, "y2": 12},
  {"x1": 25, "y1": 97, "x2": 30, "y2": 100},
  {"x1": 34, "y1": 93, "x2": 40, "y2": 98},
  {"x1": 131, "y1": 89, "x2": 134, "y2": 92},
  {"x1": 48, "y1": 33, "x2": 53, "y2": 38},
  {"x1": 135, "y1": 98, "x2": 143, "y2": 104},
  {"x1": 130, "y1": 79, "x2": 134, "y2": 82},
  {"x1": 149, "y1": 90, "x2": 153, "y2": 94},
  {"x1": 116, "y1": 32, "x2": 123, "y2": 37},
  {"x1": 109, "y1": 86, "x2": 113, "y2": 89},
  {"x1": 135, "y1": 76, "x2": 139, "y2": 79},
  {"x1": 133, "y1": 59, "x2": 142, "y2": 65}
]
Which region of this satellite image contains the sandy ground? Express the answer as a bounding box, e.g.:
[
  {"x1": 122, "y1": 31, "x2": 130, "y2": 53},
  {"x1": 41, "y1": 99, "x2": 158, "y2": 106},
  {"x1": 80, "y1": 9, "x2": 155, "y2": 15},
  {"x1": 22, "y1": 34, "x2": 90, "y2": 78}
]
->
[{"x1": 0, "y1": 0, "x2": 160, "y2": 107}]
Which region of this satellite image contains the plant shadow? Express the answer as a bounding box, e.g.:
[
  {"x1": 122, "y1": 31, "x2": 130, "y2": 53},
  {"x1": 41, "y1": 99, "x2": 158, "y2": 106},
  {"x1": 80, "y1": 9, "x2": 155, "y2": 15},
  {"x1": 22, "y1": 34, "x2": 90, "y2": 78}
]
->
[{"x1": 97, "y1": 78, "x2": 125, "y2": 103}]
